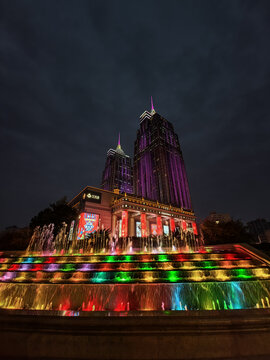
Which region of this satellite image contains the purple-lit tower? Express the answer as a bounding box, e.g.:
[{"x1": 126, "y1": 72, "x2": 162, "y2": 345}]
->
[
  {"x1": 101, "y1": 134, "x2": 133, "y2": 194},
  {"x1": 133, "y1": 99, "x2": 192, "y2": 210}
]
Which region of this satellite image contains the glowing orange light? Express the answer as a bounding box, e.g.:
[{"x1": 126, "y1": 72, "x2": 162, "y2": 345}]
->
[
  {"x1": 141, "y1": 213, "x2": 147, "y2": 237},
  {"x1": 121, "y1": 211, "x2": 128, "y2": 237}
]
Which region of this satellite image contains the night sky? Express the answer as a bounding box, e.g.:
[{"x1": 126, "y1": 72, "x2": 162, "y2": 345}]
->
[{"x1": 1, "y1": 0, "x2": 270, "y2": 230}]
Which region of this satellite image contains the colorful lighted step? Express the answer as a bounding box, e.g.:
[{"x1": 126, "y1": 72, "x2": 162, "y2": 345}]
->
[
  {"x1": 1, "y1": 266, "x2": 270, "y2": 284},
  {"x1": 0, "y1": 252, "x2": 254, "y2": 265},
  {"x1": 0, "y1": 259, "x2": 265, "y2": 272}
]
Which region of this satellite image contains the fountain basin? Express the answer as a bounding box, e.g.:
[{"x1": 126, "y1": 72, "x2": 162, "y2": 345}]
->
[{"x1": 1, "y1": 308, "x2": 270, "y2": 359}]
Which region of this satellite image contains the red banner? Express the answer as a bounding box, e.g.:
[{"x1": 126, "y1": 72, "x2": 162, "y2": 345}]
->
[
  {"x1": 182, "y1": 220, "x2": 187, "y2": 231},
  {"x1": 170, "y1": 218, "x2": 175, "y2": 232},
  {"x1": 77, "y1": 213, "x2": 99, "y2": 240},
  {"x1": 141, "y1": 213, "x2": 147, "y2": 237},
  {"x1": 192, "y1": 222, "x2": 198, "y2": 235},
  {"x1": 156, "y1": 216, "x2": 163, "y2": 236},
  {"x1": 121, "y1": 211, "x2": 128, "y2": 237}
]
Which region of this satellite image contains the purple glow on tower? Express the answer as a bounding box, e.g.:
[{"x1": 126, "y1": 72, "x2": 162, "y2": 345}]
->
[
  {"x1": 134, "y1": 108, "x2": 192, "y2": 210},
  {"x1": 101, "y1": 134, "x2": 133, "y2": 194}
]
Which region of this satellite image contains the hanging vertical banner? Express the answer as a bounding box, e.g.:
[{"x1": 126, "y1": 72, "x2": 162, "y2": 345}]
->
[
  {"x1": 170, "y1": 218, "x2": 175, "y2": 232},
  {"x1": 77, "y1": 213, "x2": 99, "y2": 240},
  {"x1": 192, "y1": 222, "x2": 198, "y2": 235},
  {"x1": 156, "y1": 216, "x2": 163, "y2": 235},
  {"x1": 151, "y1": 224, "x2": 158, "y2": 235},
  {"x1": 118, "y1": 219, "x2": 122, "y2": 238},
  {"x1": 68, "y1": 220, "x2": 75, "y2": 242},
  {"x1": 182, "y1": 220, "x2": 187, "y2": 231},
  {"x1": 121, "y1": 211, "x2": 128, "y2": 237},
  {"x1": 163, "y1": 225, "x2": 169, "y2": 235},
  {"x1": 141, "y1": 213, "x2": 147, "y2": 237},
  {"x1": 136, "y1": 222, "x2": 141, "y2": 237}
]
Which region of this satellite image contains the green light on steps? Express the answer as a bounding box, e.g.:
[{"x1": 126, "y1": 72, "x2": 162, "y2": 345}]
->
[
  {"x1": 106, "y1": 256, "x2": 115, "y2": 262},
  {"x1": 140, "y1": 263, "x2": 155, "y2": 271},
  {"x1": 123, "y1": 255, "x2": 132, "y2": 262},
  {"x1": 114, "y1": 272, "x2": 132, "y2": 282},
  {"x1": 158, "y1": 255, "x2": 168, "y2": 262},
  {"x1": 202, "y1": 261, "x2": 217, "y2": 269},
  {"x1": 234, "y1": 268, "x2": 252, "y2": 279},
  {"x1": 167, "y1": 271, "x2": 181, "y2": 282},
  {"x1": 34, "y1": 258, "x2": 44, "y2": 263},
  {"x1": 92, "y1": 272, "x2": 108, "y2": 283},
  {"x1": 61, "y1": 264, "x2": 76, "y2": 272}
]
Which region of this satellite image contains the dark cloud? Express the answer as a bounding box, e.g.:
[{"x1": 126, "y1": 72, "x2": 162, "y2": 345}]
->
[{"x1": 1, "y1": 0, "x2": 270, "y2": 229}]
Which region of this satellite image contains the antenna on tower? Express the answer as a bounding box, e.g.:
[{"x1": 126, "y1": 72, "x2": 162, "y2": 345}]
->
[
  {"x1": 117, "y1": 132, "x2": 121, "y2": 149},
  {"x1": 151, "y1": 96, "x2": 155, "y2": 114}
]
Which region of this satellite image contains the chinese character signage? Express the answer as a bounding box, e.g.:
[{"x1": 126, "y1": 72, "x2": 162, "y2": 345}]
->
[{"x1": 85, "y1": 190, "x2": 101, "y2": 203}]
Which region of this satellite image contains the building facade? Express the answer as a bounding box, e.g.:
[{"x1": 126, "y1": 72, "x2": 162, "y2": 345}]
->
[
  {"x1": 101, "y1": 134, "x2": 133, "y2": 194},
  {"x1": 69, "y1": 186, "x2": 196, "y2": 239},
  {"x1": 133, "y1": 103, "x2": 192, "y2": 210},
  {"x1": 70, "y1": 101, "x2": 196, "y2": 241}
]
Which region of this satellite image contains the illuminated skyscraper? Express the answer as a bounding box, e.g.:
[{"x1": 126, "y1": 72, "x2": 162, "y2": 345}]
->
[
  {"x1": 133, "y1": 99, "x2": 192, "y2": 210},
  {"x1": 101, "y1": 134, "x2": 133, "y2": 194}
]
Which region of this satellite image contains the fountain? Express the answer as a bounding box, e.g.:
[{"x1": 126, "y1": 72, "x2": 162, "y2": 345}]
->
[
  {"x1": 1, "y1": 222, "x2": 270, "y2": 313},
  {"x1": 2, "y1": 225, "x2": 270, "y2": 359}
]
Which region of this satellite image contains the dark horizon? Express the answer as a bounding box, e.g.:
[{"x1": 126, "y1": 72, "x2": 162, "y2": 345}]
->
[{"x1": 1, "y1": 0, "x2": 270, "y2": 230}]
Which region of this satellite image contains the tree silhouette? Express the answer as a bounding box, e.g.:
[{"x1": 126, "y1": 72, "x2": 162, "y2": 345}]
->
[
  {"x1": 29, "y1": 197, "x2": 77, "y2": 235},
  {"x1": 201, "y1": 219, "x2": 253, "y2": 245}
]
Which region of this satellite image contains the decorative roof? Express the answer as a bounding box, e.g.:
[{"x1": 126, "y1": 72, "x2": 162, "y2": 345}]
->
[{"x1": 115, "y1": 132, "x2": 125, "y2": 155}]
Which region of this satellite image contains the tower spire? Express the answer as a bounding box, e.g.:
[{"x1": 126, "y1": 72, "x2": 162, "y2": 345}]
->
[
  {"x1": 117, "y1": 132, "x2": 121, "y2": 149},
  {"x1": 150, "y1": 96, "x2": 155, "y2": 114}
]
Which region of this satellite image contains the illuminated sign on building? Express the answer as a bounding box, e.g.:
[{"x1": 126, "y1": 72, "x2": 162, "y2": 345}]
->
[
  {"x1": 118, "y1": 219, "x2": 122, "y2": 238},
  {"x1": 77, "y1": 213, "x2": 99, "y2": 240},
  {"x1": 136, "y1": 222, "x2": 141, "y2": 237},
  {"x1": 163, "y1": 225, "x2": 169, "y2": 236},
  {"x1": 85, "y1": 190, "x2": 101, "y2": 203},
  {"x1": 151, "y1": 224, "x2": 158, "y2": 236},
  {"x1": 68, "y1": 220, "x2": 75, "y2": 242}
]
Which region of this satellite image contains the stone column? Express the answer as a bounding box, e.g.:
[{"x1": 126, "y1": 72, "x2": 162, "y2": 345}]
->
[
  {"x1": 112, "y1": 214, "x2": 117, "y2": 237},
  {"x1": 128, "y1": 213, "x2": 135, "y2": 237},
  {"x1": 146, "y1": 218, "x2": 150, "y2": 237}
]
